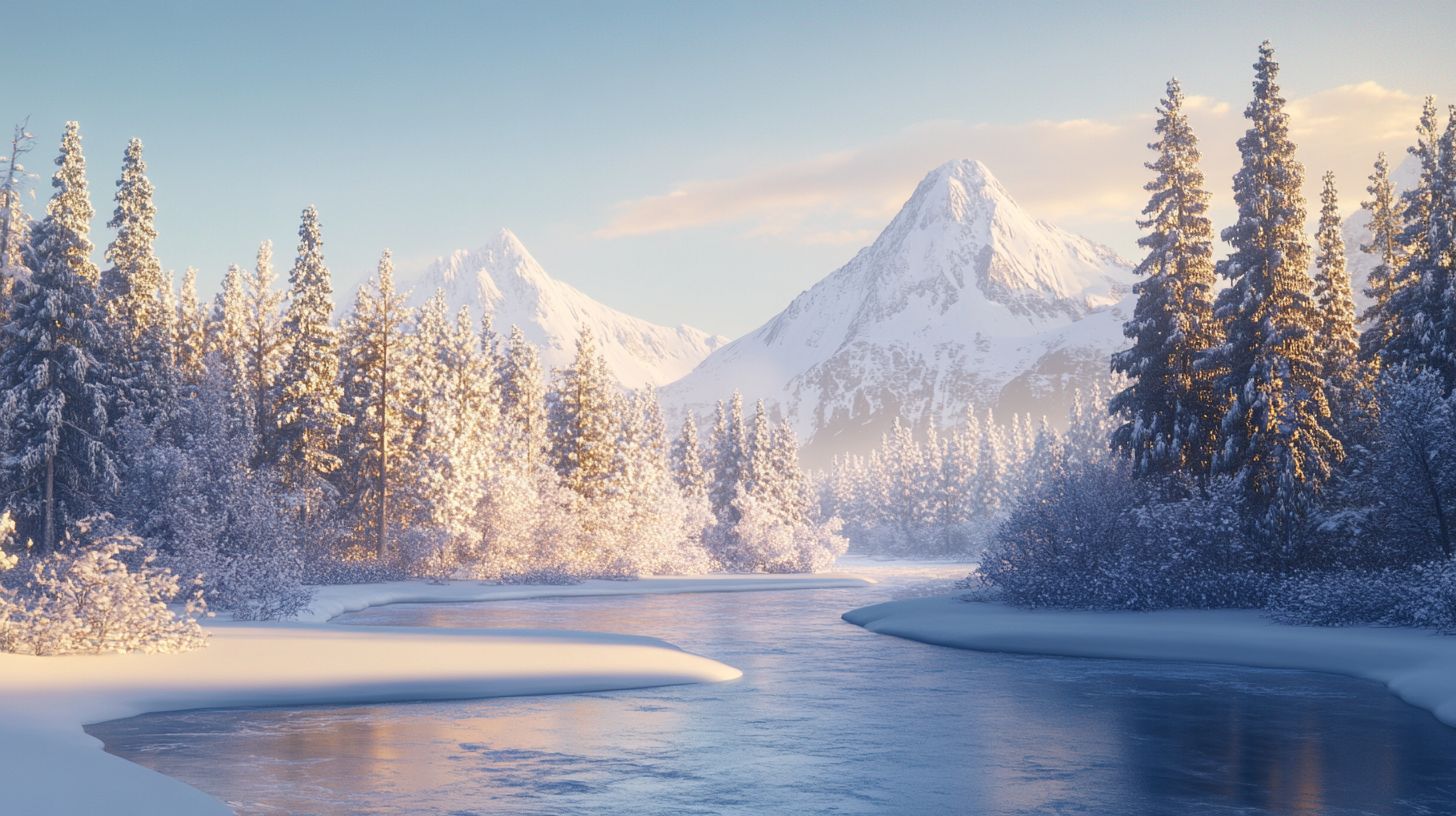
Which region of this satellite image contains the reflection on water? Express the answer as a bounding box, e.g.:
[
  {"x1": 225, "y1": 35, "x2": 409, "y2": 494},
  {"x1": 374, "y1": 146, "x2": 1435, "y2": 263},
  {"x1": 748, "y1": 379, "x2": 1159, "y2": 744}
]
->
[{"x1": 87, "y1": 562, "x2": 1456, "y2": 815}]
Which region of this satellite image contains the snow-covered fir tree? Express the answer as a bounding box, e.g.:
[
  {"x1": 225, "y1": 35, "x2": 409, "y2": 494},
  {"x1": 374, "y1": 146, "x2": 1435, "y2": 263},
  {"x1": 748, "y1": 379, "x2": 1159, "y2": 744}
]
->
[
  {"x1": 1311, "y1": 171, "x2": 1364, "y2": 421},
  {"x1": 241, "y1": 241, "x2": 287, "y2": 456},
  {"x1": 0, "y1": 122, "x2": 117, "y2": 551},
  {"x1": 270, "y1": 207, "x2": 347, "y2": 503},
  {"x1": 1358, "y1": 152, "x2": 1410, "y2": 364},
  {"x1": 176, "y1": 267, "x2": 208, "y2": 388},
  {"x1": 338, "y1": 250, "x2": 413, "y2": 557},
  {"x1": 1110, "y1": 79, "x2": 1222, "y2": 479},
  {"x1": 549, "y1": 326, "x2": 620, "y2": 502},
  {"x1": 211, "y1": 263, "x2": 250, "y2": 413},
  {"x1": 708, "y1": 393, "x2": 748, "y2": 525},
  {"x1": 499, "y1": 324, "x2": 549, "y2": 467},
  {"x1": 1366, "y1": 100, "x2": 1455, "y2": 386},
  {"x1": 671, "y1": 413, "x2": 709, "y2": 499},
  {"x1": 1205, "y1": 42, "x2": 1339, "y2": 556}
]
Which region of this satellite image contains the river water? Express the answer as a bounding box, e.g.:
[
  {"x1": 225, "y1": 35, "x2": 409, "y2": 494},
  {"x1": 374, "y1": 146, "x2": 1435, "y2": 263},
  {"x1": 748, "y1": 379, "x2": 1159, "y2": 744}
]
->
[{"x1": 88, "y1": 561, "x2": 1456, "y2": 815}]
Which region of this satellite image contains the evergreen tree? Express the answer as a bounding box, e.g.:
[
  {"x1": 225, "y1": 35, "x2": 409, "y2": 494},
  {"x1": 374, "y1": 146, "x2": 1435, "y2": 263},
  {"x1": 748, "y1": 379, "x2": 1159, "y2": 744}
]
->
[
  {"x1": 1311, "y1": 171, "x2": 1363, "y2": 418},
  {"x1": 0, "y1": 122, "x2": 116, "y2": 551},
  {"x1": 242, "y1": 241, "x2": 287, "y2": 453},
  {"x1": 271, "y1": 207, "x2": 347, "y2": 498},
  {"x1": 98, "y1": 137, "x2": 177, "y2": 425},
  {"x1": 176, "y1": 267, "x2": 207, "y2": 388},
  {"x1": 1358, "y1": 152, "x2": 1409, "y2": 363},
  {"x1": 1205, "y1": 43, "x2": 1340, "y2": 555},
  {"x1": 548, "y1": 326, "x2": 619, "y2": 501},
  {"x1": 1367, "y1": 100, "x2": 1456, "y2": 387},
  {"x1": 499, "y1": 324, "x2": 548, "y2": 467},
  {"x1": 338, "y1": 250, "x2": 413, "y2": 557},
  {"x1": 671, "y1": 413, "x2": 708, "y2": 499},
  {"x1": 211, "y1": 263, "x2": 250, "y2": 414},
  {"x1": 1110, "y1": 79, "x2": 1222, "y2": 478}
]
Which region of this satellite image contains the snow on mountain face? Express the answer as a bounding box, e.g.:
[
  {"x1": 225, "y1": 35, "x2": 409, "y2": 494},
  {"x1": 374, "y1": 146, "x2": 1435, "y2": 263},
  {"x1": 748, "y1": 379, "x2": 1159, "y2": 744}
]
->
[
  {"x1": 1340, "y1": 153, "x2": 1422, "y2": 314},
  {"x1": 659, "y1": 159, "x2": 1137, "y2": 467},
  {"x1": 401, "y1": 230, "x2": 728, "y2": 388}
]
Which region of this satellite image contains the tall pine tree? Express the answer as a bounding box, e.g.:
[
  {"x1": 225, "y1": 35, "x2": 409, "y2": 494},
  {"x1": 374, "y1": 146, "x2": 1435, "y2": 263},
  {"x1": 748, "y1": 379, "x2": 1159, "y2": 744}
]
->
[
  {"x1": 271, "y1": 206, "x2": 347, "y2": 499},
  {"x1": 1110, "y1": 78, "x2": 1222, "y2": 479},
  {"x1": 338, "y1": 249, "x2": 413, "y2": 557},
  {"x1": 0, "y1": 122, "x2": 117, "y2": 551},
  {"x1": 1311, "y1": 171, "x2": 1363, "y2": 419},
  {"x1": 1358, "y1": 151, "x2": 1410, "y2": 364},
  {"x1": 1205, "y1": 43, "x2": 1339, "y2": 556}
]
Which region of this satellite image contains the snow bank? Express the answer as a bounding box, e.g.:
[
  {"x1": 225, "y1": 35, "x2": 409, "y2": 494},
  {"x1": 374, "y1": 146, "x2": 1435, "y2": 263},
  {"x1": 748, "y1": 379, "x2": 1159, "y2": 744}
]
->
[
  {"x1": 844, "y1": 595, "x2": 1456, "y2": 728},
  {"x1": 0, "y1": 572, "x2": 873, "y2": 816},
  {"x1": 300, "y1": 572, "x2": 876, "y2": 622}
]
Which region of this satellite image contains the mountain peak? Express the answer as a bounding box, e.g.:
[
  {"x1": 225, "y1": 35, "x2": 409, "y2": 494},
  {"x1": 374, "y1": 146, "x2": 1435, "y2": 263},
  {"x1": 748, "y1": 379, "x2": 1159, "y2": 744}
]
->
[
  {"x1": 659, "y1": 159, "x2": 1135, "y2": 466},
  {"x1": 402, "y1": 231, "x2": 727, "y2": 387}
]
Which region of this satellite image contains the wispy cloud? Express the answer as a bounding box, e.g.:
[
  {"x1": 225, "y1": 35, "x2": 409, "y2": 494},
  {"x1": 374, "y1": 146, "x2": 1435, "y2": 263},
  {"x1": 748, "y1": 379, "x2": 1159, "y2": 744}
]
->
[{"x1": 593, "y1": 82, "x2": 1430, "y2": 246}]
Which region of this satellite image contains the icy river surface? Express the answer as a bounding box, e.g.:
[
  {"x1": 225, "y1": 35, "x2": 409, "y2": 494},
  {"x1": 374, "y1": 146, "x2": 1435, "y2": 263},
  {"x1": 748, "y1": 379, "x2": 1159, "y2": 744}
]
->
[{"x1": 88, "y1": 560, "x2": 1456, "y2": 815}]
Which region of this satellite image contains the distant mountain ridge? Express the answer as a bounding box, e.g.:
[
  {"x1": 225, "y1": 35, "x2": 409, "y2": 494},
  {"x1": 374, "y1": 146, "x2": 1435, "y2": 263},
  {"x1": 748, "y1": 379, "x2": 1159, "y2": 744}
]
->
[
  {"x1": 400, "y1": 229, "x2": 728, "y2": 387},
  {"x1": 658, "y1": 159, "x2": 1138, "y2": 467}
]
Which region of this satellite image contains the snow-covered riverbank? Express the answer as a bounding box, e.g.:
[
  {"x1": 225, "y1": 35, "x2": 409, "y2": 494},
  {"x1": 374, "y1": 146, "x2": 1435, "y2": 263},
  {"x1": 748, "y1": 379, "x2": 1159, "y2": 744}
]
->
[
  {"x1": 0, "y1": 572, "x2": 875, "y2": 816},
  {"x1": 844, "y1": 594, "x2": 1456, "y2": 728}
]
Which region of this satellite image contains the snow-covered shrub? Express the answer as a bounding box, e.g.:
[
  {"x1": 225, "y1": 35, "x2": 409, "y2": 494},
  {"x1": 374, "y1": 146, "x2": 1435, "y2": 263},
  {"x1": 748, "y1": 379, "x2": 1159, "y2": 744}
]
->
[
  {"x1": 1268, "y1": 560, "x2": 1456, "y2": 630},
  {"x1": 977, "y1": 465, "x2": 1272, "y2": 610},
  {"x1": 1, "y1": 518, "x2": 209, "y2": 655},
  {"x1": 720, "y1": 490, "x2": 847, "y2": 573}
]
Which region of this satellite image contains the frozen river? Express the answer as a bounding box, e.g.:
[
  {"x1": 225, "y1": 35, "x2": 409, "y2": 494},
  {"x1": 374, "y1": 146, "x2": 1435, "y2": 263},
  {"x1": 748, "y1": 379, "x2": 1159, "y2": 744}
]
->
[{"x1": 88, "y1": 561, "x2": 1456, "y2": 815}]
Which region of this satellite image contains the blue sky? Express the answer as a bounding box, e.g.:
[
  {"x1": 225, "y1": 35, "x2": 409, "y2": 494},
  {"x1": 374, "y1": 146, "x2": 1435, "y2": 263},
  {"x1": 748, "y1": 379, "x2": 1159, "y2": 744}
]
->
[{"x1": 8, "y1": 1, "x2": 1455, "y2": 337}]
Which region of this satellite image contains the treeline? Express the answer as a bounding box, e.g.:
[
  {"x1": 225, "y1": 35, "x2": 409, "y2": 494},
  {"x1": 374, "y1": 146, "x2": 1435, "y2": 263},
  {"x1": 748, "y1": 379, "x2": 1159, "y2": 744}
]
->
[
  {"x1": 978, "y1": 43, "x2": 1456, "y2": 629},
  {"x1": 0, "y1": 122, "x2": 843, "y2": 625},
  {"x1": 821, "y1": 385, "x2": 1118, "y2": 558}
]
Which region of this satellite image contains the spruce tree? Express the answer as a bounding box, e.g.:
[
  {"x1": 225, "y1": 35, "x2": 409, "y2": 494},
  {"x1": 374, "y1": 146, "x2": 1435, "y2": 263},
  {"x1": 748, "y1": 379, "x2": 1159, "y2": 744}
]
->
[
  {"x1": 708, "y1": 392, "x2": 748, "y2": 524},
  {"x1": 499, "y1": 323, "x2": 549, "y2": 467},
  {"x1": 1366, "y1": 100, "x2": 1454, "y2": 384},
  {"x1": 176, "y1": 267, "x2": 208, "y2": 388},
  {"x1": 1110, "y1": 79, "x2": 1222, "y2": 479},
  {"x1": 548, "y1": 326, "x2": 619, "y2": 501},
  {"x1": 672, "y1": 413, "x2": 708, "y2": 499},
  {"x1": 1311, "y1": 171, "x2": 1363, "y2": 418},
  {"x1": 338, "y1": 249, "x2": 413, "y2": 557},
  {"x1": 1358, "y1": 152, "x2": 1409, "y2": 364},
  {"x1": 212, "y1": 263, "x2": 250, "y2": 414},
  {"x1": 0, "y1": 122, "x2": 117, "y2": 551},
  {"x1": 242, "y1": 241, "x2": 287, "y2": 454},
  {"x1": 271, "y1": 206, "x2": 347, "y2": 496},
  {"x1": 1206, "y1": 43, "x2": 1340, "y2": 555},
  {"x1": 99, "y1": 137, "x2": 178, "y2": 424}
]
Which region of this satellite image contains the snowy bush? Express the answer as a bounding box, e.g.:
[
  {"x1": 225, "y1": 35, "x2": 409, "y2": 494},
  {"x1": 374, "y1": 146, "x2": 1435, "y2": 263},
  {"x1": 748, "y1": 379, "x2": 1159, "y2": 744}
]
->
[
  {"x1": 719, "y1": 490, "x2": 847, "y2": 573},
  {"x1": 1268, "y1": 561, "x2": 1456, "y2": 630},
  {"x1": 0, "y1": 517, "x2": 209, "y2": 655},
  {"x1": 977, "y1": 465, "x2": 1273, "y2": 610}
]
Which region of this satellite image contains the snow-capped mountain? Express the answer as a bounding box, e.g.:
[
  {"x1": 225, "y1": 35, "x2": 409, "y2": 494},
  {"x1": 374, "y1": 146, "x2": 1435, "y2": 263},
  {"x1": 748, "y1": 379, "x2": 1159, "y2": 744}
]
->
[
  {"x1": 400, "y1": 230, "x2": 728, "y2": 387},
  {"x1": 659, "y1": 159, "x2": 1137, "y2": 467}
]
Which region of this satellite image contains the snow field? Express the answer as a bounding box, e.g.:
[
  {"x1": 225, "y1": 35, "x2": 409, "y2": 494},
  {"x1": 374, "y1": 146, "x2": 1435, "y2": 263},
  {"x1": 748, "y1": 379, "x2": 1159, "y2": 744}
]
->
[
  {"x1": 0, "y1": 573, "x2": 875, "y2": 816},
  {"x1": 844, "y1": 594, "x2": 1456, "y2": 728}
]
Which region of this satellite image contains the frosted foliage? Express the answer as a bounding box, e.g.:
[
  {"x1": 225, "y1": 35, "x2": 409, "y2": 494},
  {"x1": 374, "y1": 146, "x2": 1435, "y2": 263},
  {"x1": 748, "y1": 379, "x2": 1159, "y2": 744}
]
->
[
  {"x1": 0, "y1": 519, "x2": 208, "y2": 655},
  {"x1": 725, "y1": 489, "x2": 846, "y2": 574},
  {"x1": 0, "y1": 122, "x2": 36, "y2": 279}
]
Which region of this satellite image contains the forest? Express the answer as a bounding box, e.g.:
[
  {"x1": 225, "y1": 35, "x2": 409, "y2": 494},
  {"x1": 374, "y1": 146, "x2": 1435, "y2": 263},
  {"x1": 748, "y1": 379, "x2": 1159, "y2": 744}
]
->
[{"x1": 0, "y1": 123, "x2": 844, "y2": 652}]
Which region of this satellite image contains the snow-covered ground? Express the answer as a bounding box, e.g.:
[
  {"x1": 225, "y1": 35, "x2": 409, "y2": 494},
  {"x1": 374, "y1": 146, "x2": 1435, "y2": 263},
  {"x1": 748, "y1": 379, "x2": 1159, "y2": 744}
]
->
[
  {"x1": 845, "y1": 594, "x2": 1456, "y2": 728},
  {"x1": 0, "y1": 572, "x2": 874, "y2": 816}
]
